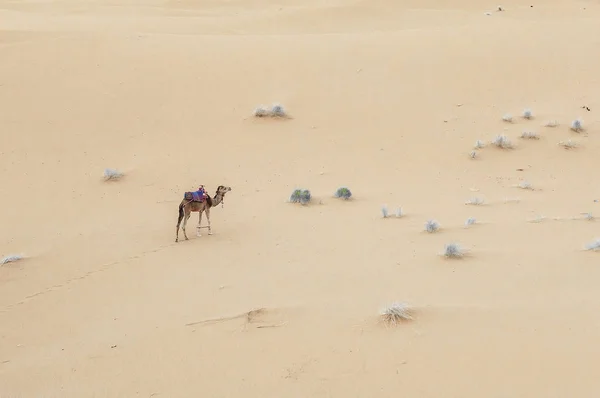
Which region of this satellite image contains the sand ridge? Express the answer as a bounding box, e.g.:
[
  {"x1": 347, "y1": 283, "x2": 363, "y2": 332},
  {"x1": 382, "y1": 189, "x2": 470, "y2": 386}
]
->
[{"x1": 1, "y1": 0, "x2": 600, "y2": 396}]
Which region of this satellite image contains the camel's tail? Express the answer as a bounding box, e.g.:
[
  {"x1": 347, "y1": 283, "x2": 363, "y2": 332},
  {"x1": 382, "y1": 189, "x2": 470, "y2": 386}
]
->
[{"x1": 177, "y1": 202, "x2": 184, "y2": 226}]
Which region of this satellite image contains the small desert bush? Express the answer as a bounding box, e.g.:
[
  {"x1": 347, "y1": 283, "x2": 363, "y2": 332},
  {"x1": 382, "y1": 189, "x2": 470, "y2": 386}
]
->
[
  {"x1": 469, "y1": 151, "x2": 477, "y2": 159},
  {"x1": 474, "y1": 140, "x2": 485, "y2": 149},
  {"x1": 425, "y1": 219, "x2": 440, "y2": 233},
  {"x1": 1, "y1": 254, "x2": 23, "y2": 265},
  {"x1": 502, "y1": 113, "x2": 513, "y2": 123},
  {"x1": 253, "y1": 106, "x2": 270, "y2": 117},
  {"x1": 558, "y1": 139, "x2": 578, "y2": 149},
  {"x1": 443, "y1": 243, "x2": 464, "y2": 258},
  {"x1": 103, "y1": 168, "x2": 124, "y2": 181},
  {"x1": 580, "y1": 212, "x2": 595, "y2": 221},
  {"x1": 465, "y1": 197, "x2": 484, "y2": 206},
  {"x1": 270, "y1": 103, "x2": 287, "y2": 118},
  {"x1": 522, "y1": 108, "x2": 533, "y2": 119},
  {"x1": 465, "y1": 217, "x2": 476, "y2": 227},
  {"x1": 571, "y1": 212, "x2": 595, "y2": 221},
  {"x1": 570, "y1": 119, "x2": 583, "y2": 132},
  {"x1": 585, "y1": 238, "x2": 600, "y2": 251},
  {"x1": 492, "y1": 134, "x2": 513, "y2": 149},
  {"x1": 290, "y1": 189, "x2": 311, "y2": 205},
  {"x1": 379, "y1": 302, "x2": 413, "y2": 325},
  {"x1": 253, "y1": 103, "x2": 287, "y2": 118},
  {"x1": 334, "y1": 187, "x2": 352, "y2": 200},
  {"x1": 544, "y1": 120, "x2": 559, "y2": 127},
  {"x1": 527, "y1": 215, "x2": 546, "y2": 223},
  {"x1": 516, "y1": 181, "x2": 533, "y2": 190},
  {"x1": 395, "y1": 207, "x2": 403, "y2": 218},
  {"x1": 381, "y1": 205, "x2": 389, "y2": 218},
  {"x1": 520, "y1": 131, "x2": 539, "y2": 140}
]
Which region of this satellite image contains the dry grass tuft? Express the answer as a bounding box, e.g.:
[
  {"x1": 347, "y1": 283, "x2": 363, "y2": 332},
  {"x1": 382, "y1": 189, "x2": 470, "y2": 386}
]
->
[
  {"x1": 379, "y1": 302, "x2": 414, "y2": 325},
  {"x1": 558, "y1": 140, "x2": 578, "y2": 149},
  {"x1": 1, "y1": 254, "x2": 24, "y2": 265},
  {"x1": 425, "y1": 219, "x2": 440, "y2": 233},
  {"x1": 465, "y1": 197, "x2": 484, "y2": 205},
  {"x1": 443, "y1": 243, "x2": 464, "y2": 258},
  {"x1": 492, "y1": 134, "x2": 513, "y2": 149},
  {"x1": 103, "y1": 168, "x2": 124, "y2": 181}
]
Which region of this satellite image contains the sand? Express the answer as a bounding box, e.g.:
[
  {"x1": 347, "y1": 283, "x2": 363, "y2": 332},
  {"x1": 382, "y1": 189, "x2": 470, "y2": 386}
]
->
[{"x1": 1, "y1": 0, "x2": 600, "y2": 396}]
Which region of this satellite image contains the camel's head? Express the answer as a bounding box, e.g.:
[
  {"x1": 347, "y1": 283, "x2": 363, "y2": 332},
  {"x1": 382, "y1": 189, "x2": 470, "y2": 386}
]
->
[{"x1": 215, "y1": 185, "x2": 232, "y2": 196}]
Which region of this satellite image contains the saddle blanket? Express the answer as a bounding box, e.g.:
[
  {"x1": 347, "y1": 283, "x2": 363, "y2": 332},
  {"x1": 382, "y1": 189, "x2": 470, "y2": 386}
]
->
[{"x1": 184, "y1": 191, "x2": 206, "y2": 202}]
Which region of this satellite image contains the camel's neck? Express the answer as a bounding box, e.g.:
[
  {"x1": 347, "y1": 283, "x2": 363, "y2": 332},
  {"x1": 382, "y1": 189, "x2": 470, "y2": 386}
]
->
[{"x1": 211, "y1": 193, "x2": 224, "y2": 207}]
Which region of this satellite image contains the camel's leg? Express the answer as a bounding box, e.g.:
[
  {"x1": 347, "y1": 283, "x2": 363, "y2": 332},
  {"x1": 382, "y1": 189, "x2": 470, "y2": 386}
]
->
[
  {"x1": 196, "y1": 210, "x2": 203, "y2": 237},
  {"x1": 206, "y1": 208, "x2": 213, "y2": 235},
  {"x1": 176, "y1": 203, "x2": 185, "y2": 243},
  {"x1": 182, "y1": 211, "x2": 191, "y2": 241}
]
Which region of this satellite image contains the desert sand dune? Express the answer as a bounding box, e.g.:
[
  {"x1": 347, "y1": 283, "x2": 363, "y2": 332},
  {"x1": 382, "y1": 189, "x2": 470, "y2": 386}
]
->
[{"x1": 1, "y1": 0, "x2": 600, "y2": 396}]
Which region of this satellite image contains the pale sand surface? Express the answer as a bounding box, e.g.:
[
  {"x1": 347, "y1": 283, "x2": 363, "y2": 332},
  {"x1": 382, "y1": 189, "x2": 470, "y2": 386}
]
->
[{"x1": 1, "y1": 0, "x2": 600, "y2": 396}]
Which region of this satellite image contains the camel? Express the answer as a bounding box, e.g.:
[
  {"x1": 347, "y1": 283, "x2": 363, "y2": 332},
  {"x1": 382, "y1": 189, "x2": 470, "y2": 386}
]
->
[{"x1": 175, "y1": 185, "x2": 232, "y2": 242}]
